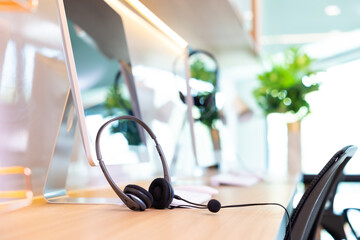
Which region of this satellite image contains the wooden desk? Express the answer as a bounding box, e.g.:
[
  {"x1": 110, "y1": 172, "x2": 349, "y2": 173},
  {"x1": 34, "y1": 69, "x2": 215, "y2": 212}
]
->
[{"x1": 0, "y1": 178, "x2": 296, "y2": 240}]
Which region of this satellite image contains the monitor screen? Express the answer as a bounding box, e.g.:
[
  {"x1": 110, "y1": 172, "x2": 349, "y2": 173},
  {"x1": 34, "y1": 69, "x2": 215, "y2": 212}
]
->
[{"x1": 57, "y1": 0, "x2": 190, "y2": 167}]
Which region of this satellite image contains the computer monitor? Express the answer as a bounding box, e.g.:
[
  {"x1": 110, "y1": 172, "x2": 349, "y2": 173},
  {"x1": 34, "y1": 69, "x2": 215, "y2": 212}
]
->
[{"x1": 57, "y1": 0, "x2": 191, "y2": 167}]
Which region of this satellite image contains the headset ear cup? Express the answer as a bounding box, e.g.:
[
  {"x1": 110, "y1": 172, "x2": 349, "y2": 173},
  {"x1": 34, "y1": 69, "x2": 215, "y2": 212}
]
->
[
  {"x1": 124, "y1": 184, "x2": 153, "y2": 209},
  {"x1": 148, "y1": 178, "x2": 174, "y2": 209}
]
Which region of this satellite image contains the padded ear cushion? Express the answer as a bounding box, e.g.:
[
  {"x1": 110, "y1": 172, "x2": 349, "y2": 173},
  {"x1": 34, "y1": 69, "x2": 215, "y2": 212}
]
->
[
  {"x1": 148, "y1": 178, "x2": 174, "y2": 209},
  {"x1": 124, "y1": 184, "x2": 153, "y2": 209},
  {"x1": 126, "y1": 193, "x2": 147, "y2": 211}
]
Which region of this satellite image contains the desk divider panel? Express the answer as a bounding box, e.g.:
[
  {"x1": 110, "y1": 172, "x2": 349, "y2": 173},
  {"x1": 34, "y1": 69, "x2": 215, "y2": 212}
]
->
[{"x1": 44, "y1": 88, "x2": 122, "y2": 204}]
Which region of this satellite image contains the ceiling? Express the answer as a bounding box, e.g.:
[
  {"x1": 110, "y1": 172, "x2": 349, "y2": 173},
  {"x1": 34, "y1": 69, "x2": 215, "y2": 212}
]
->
[
  {"x1": 140, "y1": 0, "x2": 360, "y2": 64},
  {"x1": 139, "y1": 0, "x2": 253, "y2": 55},
  {"x1": 260, "y1": 0, "x2": 360, "y2": 53},
  {"x1": 261, "y1": 0, "x2": 360, "y2": 37}
]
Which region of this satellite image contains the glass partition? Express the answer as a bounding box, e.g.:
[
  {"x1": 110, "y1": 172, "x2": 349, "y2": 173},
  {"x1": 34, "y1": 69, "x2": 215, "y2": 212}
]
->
[{"x1": 0, "y1": 0, "x2": 69, "y2": 196}]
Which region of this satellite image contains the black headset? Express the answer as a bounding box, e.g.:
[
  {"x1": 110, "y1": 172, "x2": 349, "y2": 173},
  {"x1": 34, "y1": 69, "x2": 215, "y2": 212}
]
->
[
  {"x1": 96, "y1": 115, "x2": 292, "y2": 239},
  {"x1": 95, "y1": 115, "x2": 174, "y2": 211}
]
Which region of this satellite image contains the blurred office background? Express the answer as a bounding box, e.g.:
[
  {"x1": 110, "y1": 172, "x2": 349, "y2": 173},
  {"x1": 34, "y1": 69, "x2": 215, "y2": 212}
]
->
[
  {"x1": 140, "y1": 0, "x2": 360, "y2": 176},
  {"x1": 1, "y1": 0, "x2": 360, "y2": 210}
]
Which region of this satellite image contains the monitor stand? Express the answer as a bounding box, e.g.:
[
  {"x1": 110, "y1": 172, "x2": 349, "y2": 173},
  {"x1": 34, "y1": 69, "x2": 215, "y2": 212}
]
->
[{"x1": 43, "y1": 88, "x2": 122, "y2": 205}]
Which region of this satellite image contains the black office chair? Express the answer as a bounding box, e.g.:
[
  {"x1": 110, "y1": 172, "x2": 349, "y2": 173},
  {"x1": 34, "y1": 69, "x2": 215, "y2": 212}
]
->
[
  {"x1": 320, "y1": 176, "x2": 360, "y2": 240},
  {"x1": 343, "y1": 208, "x2": 360, "y2": 239},
  {"x1": 320, "y1": 178, "x2": 348, "y2": 240},
  {"x1": 284, "y1": 145, "x2": 358, "y2": 240}
]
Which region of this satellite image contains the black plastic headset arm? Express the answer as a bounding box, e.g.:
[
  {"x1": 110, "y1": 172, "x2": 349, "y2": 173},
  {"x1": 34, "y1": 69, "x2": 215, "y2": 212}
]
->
[{"x1": 98, "y1": 160, "x2": 140, "y2": 210}]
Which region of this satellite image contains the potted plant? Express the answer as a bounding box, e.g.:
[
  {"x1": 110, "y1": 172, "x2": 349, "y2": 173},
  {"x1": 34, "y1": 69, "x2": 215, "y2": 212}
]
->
[
  {"x1": 253, "y1": 47, "x2": 319, "y2": 121},
  {"x1": 253, "y1": 47, "x2": 320, "y2": 174}
]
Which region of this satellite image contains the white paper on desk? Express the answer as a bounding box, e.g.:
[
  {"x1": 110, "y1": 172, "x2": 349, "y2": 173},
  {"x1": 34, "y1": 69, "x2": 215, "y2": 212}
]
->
[
  {"x1": 171, "y1": 190, "x2": 212, "y2": 207},
  {"x1": 210, "y1": 173, "x2": 260, "y2": 187}
]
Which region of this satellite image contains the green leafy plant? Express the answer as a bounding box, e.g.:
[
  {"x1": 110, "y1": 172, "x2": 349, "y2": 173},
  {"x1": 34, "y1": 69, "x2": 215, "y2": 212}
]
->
[
  {"x1": 253, "y1": 47, "x2": 320, "y2": 121},
  {"x1": 190, "y1": 59, "x2": 219, "y2": 129},
  {"x1": 104, "y1": 85, "x2": 141, "y2": 146},
  {"x1": 191, "y1": 59, "x2": 217, "y2": 86}
]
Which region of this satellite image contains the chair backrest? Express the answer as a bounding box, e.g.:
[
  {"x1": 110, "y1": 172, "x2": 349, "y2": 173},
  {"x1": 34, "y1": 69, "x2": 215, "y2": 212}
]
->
[{"x1": 285, "y1": 145, "x2": 357, "y2": 240}]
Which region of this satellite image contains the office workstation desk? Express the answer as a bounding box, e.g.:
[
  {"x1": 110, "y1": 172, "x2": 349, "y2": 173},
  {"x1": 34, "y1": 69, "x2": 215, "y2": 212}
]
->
[{"x1": 0, "y1": 176, "x2": 297, "y2": 240}]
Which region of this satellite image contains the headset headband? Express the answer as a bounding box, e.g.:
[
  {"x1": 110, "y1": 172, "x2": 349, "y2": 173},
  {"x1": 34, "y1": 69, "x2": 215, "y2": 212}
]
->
[{"x1": 95, "y1": 115, "x2": 171, "y2": 209}]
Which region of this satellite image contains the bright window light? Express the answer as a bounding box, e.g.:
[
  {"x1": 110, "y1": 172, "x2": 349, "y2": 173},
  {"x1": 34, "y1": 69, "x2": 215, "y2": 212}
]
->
[
  {"x1": 324, "y1": 5, "x2": 341, "y2": 16},
  {"x1": 302, "y1": 59, "x2": 360, "y2": 174}
]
